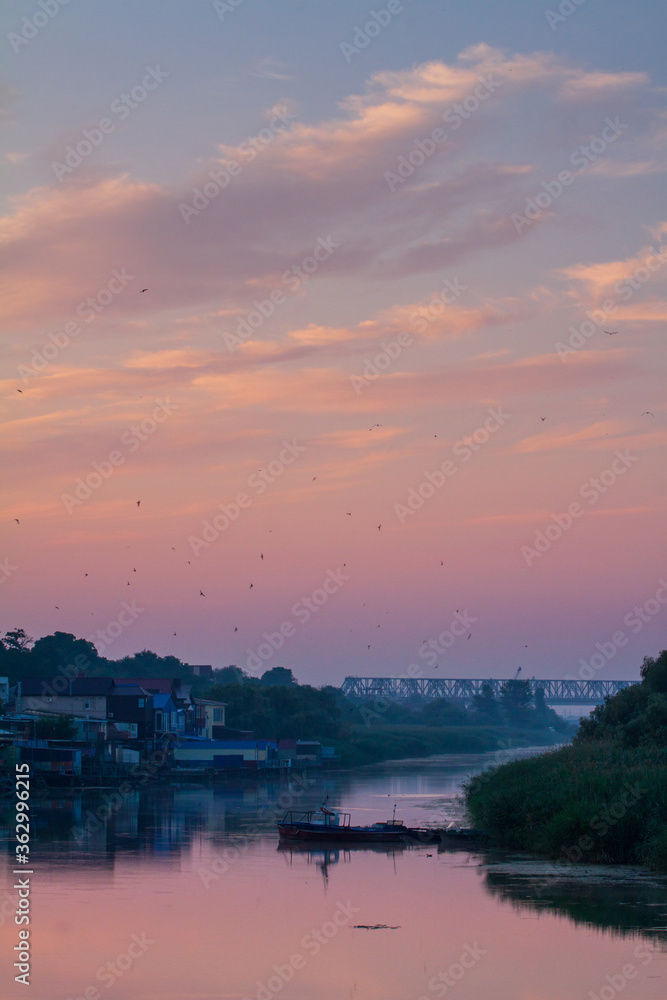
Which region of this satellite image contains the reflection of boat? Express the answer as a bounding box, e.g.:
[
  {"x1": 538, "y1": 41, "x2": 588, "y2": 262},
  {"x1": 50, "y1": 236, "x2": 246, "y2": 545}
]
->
[{"x1": 276, "y1": 803, "x2": 486, "y2": 845}]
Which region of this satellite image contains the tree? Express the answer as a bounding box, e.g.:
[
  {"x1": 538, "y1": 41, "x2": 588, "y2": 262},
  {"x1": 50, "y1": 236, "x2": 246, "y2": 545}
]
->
[
  {"x1": 34, "y1": 714, "x2": 77, "y2": 740},
  {"x1": 471, "y1": 683, "x2": 502, "y2": 724},
  {"x1": 2, "y1": 628, "x2": 33, "y2": 651},
  {"x1": 112, "y1": 649, "x2": 188, "y2": 679},
  {"x1": 212, "y1": 665, "x2": 247, "y2": 684},
  {"x1": 260, "y1": 667, "x2": 296, "y2": 687},
  {"x1": 640, "y1": 651, "x2": 667, "y2": 694},
  {"x1": 30, "y1": 632, "x2": 100, "y2": 679},
  {"x1": 500, "y1": 679, "x2": 533, "y2": 726}
]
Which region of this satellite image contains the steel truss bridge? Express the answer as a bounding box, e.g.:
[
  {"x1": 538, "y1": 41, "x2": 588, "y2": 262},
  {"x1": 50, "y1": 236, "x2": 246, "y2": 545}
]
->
[{"x1": 341, "y1": 676, "x2": 635, "y2": 706}]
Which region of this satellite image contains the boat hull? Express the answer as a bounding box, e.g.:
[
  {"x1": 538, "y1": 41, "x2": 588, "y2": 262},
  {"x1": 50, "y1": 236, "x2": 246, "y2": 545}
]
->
[{"x1": 277, "y1": 823, "x2": 409, "y2": 843}]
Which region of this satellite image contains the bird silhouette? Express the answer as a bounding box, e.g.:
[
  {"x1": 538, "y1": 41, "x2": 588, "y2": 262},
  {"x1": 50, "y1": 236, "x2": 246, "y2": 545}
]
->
[
  {"x1": 378, "y1": 524, "x2": 381, "y2": 531},
  {"x1": 249, "y1": 583, "x2": 254, "y2": 589},
  {"x1": 140, "y1": 288, "x2": 148, "y2": 293},
  {"x1": 199, "y1": 590, "x2": 205, "y2": 597},
  {"x1": 136, "y1": 500, "x2": 141, "y2": 507},
  {"x1": 604, "y1": 330, "x2": 618, "y2": 335},
  {"x1": 641, "y1": 411, "x2": 655, "y2": 417},
  {"x1": 14, "y1": 519, "x2": 19, "y2": 524},
  {"x1": 369, "y1": 424, "x2": 382, "y2": 430},
  {"x1": 234, "y1": 627, "x2": 238, "y2": 632},
  {"x1": 260, "y1": 553, "x2": 263, "y2": 560},
  {"x1": 16, "y1": 389, "x2": 23, "y2": 394}
]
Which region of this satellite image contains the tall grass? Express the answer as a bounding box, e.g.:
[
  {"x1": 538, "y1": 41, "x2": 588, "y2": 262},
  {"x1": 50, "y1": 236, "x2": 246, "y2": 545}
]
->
[{"x1": 464, "y1": 742, "x2": 667, "y2": 871}]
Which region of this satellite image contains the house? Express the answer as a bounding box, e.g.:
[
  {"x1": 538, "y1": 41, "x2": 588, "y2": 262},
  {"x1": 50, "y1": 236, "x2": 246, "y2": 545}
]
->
[
  {"x1": 107, "y1": 683, "x2": 154, "y2": 740},
  {"x1": 15, "y1": 677, "x2": 114, "y2": 720},
  {"x1": 192, "y1": 698, "x2": 227, "y2": 738},
  {"x1": 153, "y1": 693, "x2": 185, "y2": 736},
  {"x1": 188, "y1": 664, "x2": 213, "y2": 678},
  {"x1": 172, "y1": 738, "x2": 277, "y2": 769}
]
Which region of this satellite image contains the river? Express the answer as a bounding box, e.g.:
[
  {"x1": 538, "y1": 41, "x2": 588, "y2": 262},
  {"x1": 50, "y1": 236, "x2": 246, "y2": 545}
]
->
[{"x1": 1, "y1": 750, "x2": 666, "y2": 999}]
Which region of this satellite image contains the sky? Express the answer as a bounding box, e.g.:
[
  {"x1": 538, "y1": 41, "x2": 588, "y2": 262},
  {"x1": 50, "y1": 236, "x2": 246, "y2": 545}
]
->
[{"x1": 1, "y1": 0, "x2": 666, "y2": 686}]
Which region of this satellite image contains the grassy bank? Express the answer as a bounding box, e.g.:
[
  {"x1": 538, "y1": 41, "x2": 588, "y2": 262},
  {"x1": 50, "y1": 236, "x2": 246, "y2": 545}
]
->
[
  {"x1": 335, "y1": 723, "x2": 565, "y2": 768},
  {"x1": 465, "y1": 742, "x2": 667, "y2": 871}
]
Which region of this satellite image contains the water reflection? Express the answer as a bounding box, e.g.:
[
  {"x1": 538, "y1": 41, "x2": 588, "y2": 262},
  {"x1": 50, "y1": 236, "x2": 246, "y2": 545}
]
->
[{"x1": 1, "y1": 752, "x2": 666, "y2": 1000}]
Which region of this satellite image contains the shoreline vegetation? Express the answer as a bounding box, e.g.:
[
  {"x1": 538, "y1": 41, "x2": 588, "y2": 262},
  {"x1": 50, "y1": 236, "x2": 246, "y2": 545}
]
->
[
  {"x1": 1, "y1": 628, "x2": 572, "y2": 776},
  {"x1": 465, "y1": 650, "x2": 667, "y2": 873}
]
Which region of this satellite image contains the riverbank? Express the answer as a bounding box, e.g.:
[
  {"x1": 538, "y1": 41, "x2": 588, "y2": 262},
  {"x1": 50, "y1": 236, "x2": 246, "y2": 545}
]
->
[
  {"x1": 464, "y1": 742, "x2": 667, "y2": 873},
  {"x1": 335, "y1": 722, "x2": 567, "y2": 768}
]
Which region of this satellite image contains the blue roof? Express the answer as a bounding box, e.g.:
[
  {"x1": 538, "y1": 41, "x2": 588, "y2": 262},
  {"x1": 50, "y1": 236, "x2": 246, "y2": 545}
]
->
[{"x1": 153, "y1": 693, "x2": 177, "y2": 710}]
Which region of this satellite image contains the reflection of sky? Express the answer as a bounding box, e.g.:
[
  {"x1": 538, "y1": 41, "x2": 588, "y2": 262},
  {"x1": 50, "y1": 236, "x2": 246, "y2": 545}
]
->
[
  {"x1": 2, "y1": 757, "x2": 666, "y2": 999},
  {"x1": 2, "y1": 1, "x2": 667, "y2": 686}
]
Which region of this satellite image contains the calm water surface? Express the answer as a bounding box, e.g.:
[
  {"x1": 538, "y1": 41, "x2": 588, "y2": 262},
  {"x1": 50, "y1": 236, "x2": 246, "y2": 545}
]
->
[{"x1": 2, "y1": 750, "x2": 666, "y2": 999}]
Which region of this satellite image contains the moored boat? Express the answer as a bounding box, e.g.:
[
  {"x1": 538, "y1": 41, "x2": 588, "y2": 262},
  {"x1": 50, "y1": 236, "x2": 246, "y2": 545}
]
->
[{"x1": 276, "y1": 804, "x2": 486, "y2": 845}]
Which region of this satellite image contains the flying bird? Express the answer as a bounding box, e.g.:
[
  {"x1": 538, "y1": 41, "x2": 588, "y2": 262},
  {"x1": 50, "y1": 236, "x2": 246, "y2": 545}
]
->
[
  {"x1": 378, "y1": 524, "x2": 381, "y2": 531},
  {"x1": 136, "y1": 500, "x2": 141, "y2": 507},
  {"x1": 641, "y1": 411, "x2": 655, "y2": 417},
  {"x1": 249, "y1": 583, "x2": 254, "y2": 589},
  {"x1": 234, "y1": 627, "x2": 238, "y2": 632},
  {"x1": 140, "y1": 288, "x2": 148, "y2": 293},
  {"x1": 14, "y1": 519, "x2": 19, "y2": 524},
  {"x1": 604, "y1": 330, "x2": 618, "y2": 335},
  {"x1": 260, "y1": 553, "x2": 263, "y2": 560},
  {"x1": 54, "y1": 606, "x2": 59, "y2": 610},
  {"x1": 467, "y1": 634, "x2": 472, "y2": 640},
  {"x1": 199, "y1": 590, "x2": 205, "y2": 597},
  {"x1": 16, "y1": 389, "x2": 22, "y2": 394},
  {"x1": 540, "y1": 417, "x2": 545, "y2": 421},
  {"x1": 369, "y1": 424, "x2": 382, "y2": 430}
]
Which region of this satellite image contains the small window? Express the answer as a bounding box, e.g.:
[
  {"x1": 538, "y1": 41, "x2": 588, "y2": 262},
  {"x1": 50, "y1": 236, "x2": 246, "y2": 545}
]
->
[
  {"x1": 84, "y1": 699, "x2": 91, "y2": 709},
  {"x1": 213, "y1": 709, "x2": 224, "y2": 722},
  {"x1": 138, "y1": 698, "x2": 145, "y2": 707}
]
